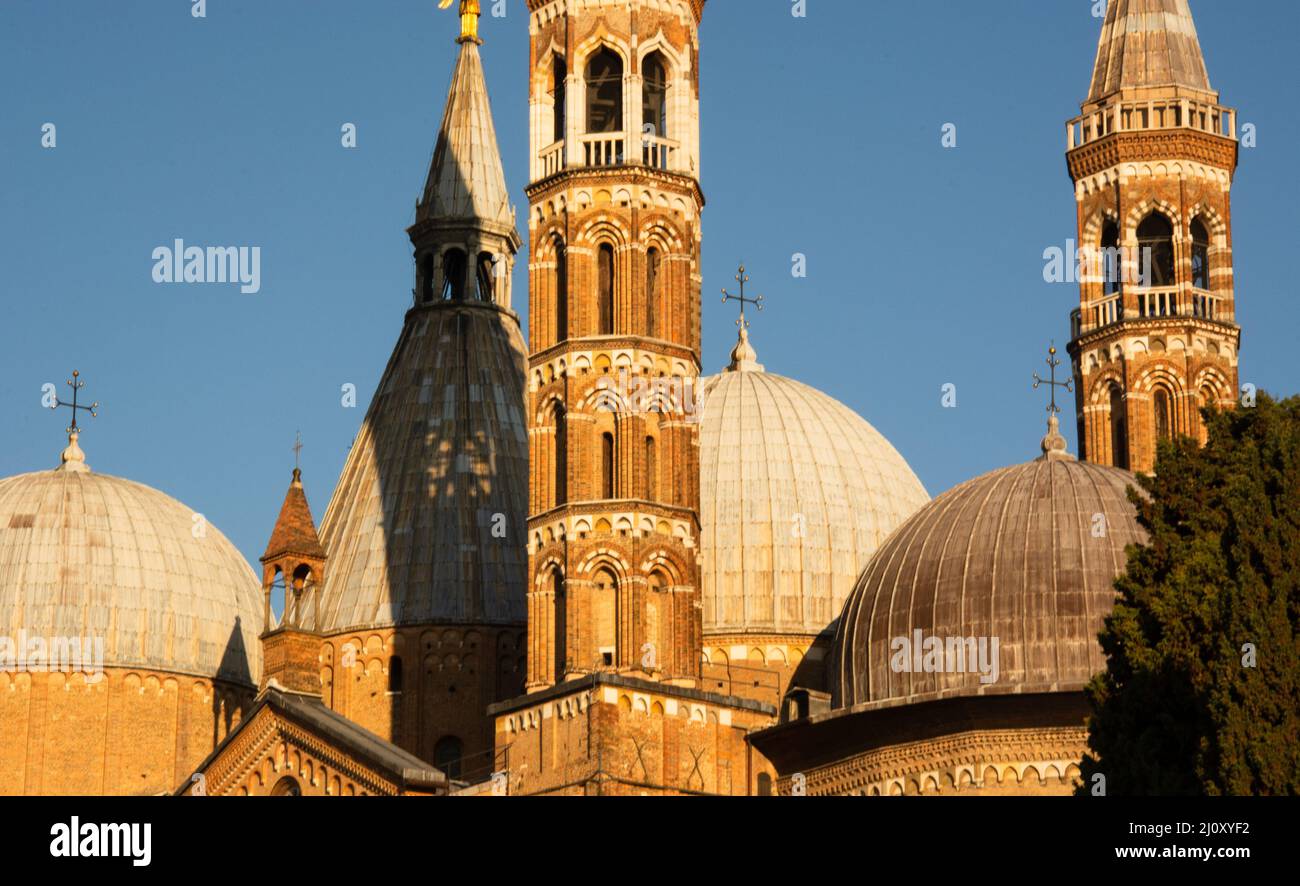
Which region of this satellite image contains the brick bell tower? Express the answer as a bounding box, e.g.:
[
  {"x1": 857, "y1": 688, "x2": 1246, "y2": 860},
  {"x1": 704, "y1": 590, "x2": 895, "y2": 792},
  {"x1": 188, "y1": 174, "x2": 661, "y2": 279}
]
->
[
  {"x1": 1065, "y1": 0, "x2": 1241, "y2": 475},
  {"x1": 523, "y1": 0, "x2": 706, "y2": 690}
]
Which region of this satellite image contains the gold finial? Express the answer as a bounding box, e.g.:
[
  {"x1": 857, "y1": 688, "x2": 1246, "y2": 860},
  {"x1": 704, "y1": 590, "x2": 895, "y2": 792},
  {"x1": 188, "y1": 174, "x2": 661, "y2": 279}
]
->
[{"x1": 439, "y1": 0, "x2": 482, "y2": 44}]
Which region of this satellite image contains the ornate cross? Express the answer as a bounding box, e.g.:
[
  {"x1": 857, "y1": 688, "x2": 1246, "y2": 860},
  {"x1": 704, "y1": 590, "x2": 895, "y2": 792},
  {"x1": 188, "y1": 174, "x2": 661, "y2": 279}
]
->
[
  {"x1": 721, "y1": 264, "x2": 764, "y2": 329},
  {"x1": 1032, "y1": 343, "x2": 1074, "y2": 416},
  {"x1": 53, "y1": 370, "x2": 98, "y2": 433}
]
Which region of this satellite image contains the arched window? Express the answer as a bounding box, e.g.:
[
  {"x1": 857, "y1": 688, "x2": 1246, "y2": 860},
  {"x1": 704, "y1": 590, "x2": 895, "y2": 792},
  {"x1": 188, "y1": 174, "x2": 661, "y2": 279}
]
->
[
  {"x1": 1109, "y1": 385, "x2": 1129, "y2": 469},
  {"x1": 554, "y1": 238, "x2": 568, "y2": 342},
  {"x1": 441, "y1": 249, "x2": 467, "y2": 300},
  {"x1": 434, "y1": 737, "x2": 463, "y2": 781},
  {"x1": 644, "y1": 436, "x2": 657, "y2": 501},
  {"x1": 1137, "y1": 213, "x2": 1175, "y2": 287},
  {"x1": 601, "y1": 432, "x2": 616, "y2": 499},
  {"x1": 475, "y1": 252, "x2": 496, "y2": 302},
  {"x1": 552, "y1": 55, "x2": 567, "y2": 144},
  {"x1": 419, "y1": 252, "x2": 435, "y2": 303},
  {"x1": 552, "y1": 568, "x2": 566, "y2": 679},
  {"x1": 553, "y1": 403, "x2": 567, "y2": 506},
  {"x1": 645, "y1": 248, "x2": 660, "y2": 338},
  {"x1": 388, "y1": 656, "x2": 403, "y2": 693},
  {"x1": 585, "y1": 48, "x2": 623, "y2": 134},
  {"x1": 1191, "y1": 218, "x2": 1210, "y2": 290},
  {"x1": 270, "y1": 776, "x2": 302, "y2": 796},
  {"x1": 642, "y1": 52, "x2": 668, "y2": 138},
  {"x1": 1154, "y1": 388, "x2": 1173, "y2": 441},
  {"x1": 1101, "y1": 220, "x2": 1121, "y2": 296},
  {"x1": 597, "y1": 244, "x2": 615, "y2": 335},
  {"x1": 593, "y1": 568, "x2": 618, "y2": 666}
]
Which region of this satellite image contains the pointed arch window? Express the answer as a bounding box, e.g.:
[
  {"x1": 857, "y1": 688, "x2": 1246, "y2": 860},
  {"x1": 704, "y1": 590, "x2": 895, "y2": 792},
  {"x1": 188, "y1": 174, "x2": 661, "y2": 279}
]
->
[
  {"x1": 585, "y1": 48, "x2": 624, "y2": 134},
  {"x1": 597, "y1": 244, "x2": 615, "y2": 335},
  {"x1": 645, "y1": 247, "x2": 660, "y2": 338},
  {"x1": 1101, "y1": 220, "x2": 1122, "y2": 297},
  {"x1": 553, "y1": 403, "x2": 567, "y2": 506},
  {"x1": 1154, "y1": 388, "x2": 1173, "y2": 442},
  {"x1": 1137, "y1": 213, "x2": 1176, "y2": 287},
  {"x1": 1191, "y1": 218, "x2": 1211, "y2": 290},
  {"x1": 642, "y1": 52, "x2": 668, "y2": 139},
  {"x1": 601, "y1": 432, "x2": 616, "y2": 499},
  {"x1": 441, "y1": 249, "x2": 467, "y2": 300},
  {"x1": 1109, "y1": 385, "x2": 1129, "y2": 470},
  {"x1": 553, "y1": 55, "x2": 567, "y2": 144}
]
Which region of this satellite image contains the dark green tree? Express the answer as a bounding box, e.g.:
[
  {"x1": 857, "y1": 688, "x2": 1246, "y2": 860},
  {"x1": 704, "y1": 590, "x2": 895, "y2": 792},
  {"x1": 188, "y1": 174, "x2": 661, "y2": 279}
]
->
[{"x1": 1079, "y1": 394, "x2": 1300, "y2": 796}]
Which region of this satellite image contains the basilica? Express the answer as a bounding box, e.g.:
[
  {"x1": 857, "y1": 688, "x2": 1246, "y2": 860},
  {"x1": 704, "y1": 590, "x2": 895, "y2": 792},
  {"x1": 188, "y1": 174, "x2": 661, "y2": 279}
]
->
[{"x1": 0, "y1": 0, "x2": 1244, "y2": 796}]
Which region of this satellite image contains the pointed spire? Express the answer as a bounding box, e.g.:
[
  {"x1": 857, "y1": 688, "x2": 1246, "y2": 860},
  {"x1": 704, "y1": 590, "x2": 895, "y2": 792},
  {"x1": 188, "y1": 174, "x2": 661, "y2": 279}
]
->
[
  {"x1": 416, "y1": 36, "x2": 513, "y2": 227},
  {"x1": 725, "y1": 326, "x2": 765, "y2": 374},
  {"x1": 262, "y1": 467, "x2": 326, "y2": 562},
  {"x1": 1087, "y1": 0, "x2": 1213, "y2": 102}
]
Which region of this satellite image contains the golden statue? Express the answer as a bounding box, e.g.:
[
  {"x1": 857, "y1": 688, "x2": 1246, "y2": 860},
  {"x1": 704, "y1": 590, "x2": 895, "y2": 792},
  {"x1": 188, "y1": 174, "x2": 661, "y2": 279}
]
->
[{"x1": 438, "y1": 0, "x2": 482, "y2": 43}]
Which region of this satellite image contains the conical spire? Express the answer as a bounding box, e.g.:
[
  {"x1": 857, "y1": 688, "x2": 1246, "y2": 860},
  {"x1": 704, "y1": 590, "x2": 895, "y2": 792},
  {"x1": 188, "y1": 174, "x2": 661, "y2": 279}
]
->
[
  {"x1": 262, "y1": 468, "x2": 325, "y2": 562},
  {"x1": 417, "y1": 37, "x2": 513, "y2": 227},
  {"x1": 1087, "y1": 0, "x2": 1213, "y2": 102}
]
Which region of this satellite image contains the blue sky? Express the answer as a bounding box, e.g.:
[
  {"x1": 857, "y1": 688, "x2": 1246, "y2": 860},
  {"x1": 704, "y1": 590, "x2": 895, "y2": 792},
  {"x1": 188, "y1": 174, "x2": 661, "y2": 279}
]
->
[{"x1": 1, "y1": 0, "x2": 1296, "y2": 569}]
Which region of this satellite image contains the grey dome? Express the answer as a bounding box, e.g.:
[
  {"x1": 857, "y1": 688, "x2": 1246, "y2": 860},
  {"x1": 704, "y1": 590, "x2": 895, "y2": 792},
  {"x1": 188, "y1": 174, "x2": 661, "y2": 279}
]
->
[{"x1": 834, "y1": 452, "x2": 1146, "y2": 710}]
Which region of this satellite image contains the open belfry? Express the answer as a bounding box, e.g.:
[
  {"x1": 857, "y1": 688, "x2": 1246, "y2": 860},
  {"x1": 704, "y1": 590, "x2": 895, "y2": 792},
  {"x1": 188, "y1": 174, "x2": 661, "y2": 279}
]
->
[{"x1": 1066, "y1": 0, "x2": 1241, "y2": 474}]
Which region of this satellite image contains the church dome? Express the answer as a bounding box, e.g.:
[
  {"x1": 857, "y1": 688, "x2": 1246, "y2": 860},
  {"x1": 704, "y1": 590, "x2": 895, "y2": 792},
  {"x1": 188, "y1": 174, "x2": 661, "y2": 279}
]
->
[
  {"x1": 700, "y1": 329, "x2": 930, "y2": 637},
  {"x1": 833, "y1": 422, "x2": 1146, "y2": 710},
  {"x1": 0, "y1": 437, "x2": 263, "y2": 685}
]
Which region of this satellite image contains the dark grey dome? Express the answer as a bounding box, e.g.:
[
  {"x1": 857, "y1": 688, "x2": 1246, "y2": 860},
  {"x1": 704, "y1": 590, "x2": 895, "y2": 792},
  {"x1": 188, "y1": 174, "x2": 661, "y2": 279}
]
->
[{"x1": 833, "y1": 446, "x2": 1146, "y2": 710}]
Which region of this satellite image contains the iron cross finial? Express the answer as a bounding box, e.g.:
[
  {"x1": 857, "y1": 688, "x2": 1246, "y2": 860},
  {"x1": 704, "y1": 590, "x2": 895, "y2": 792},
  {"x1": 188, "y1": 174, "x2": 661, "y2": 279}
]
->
[
  {"x1": 293, "y1": 431, "x2": 303, "y2": 470},
  {"x1": 53, "y1": 370, "x2": 99, "y2": 434},
  {"x1": 720, "y1": 263, "x2": 765, "y2": 329},
  {"x1": 1032, "y1": 342, "x2": 1074, "y2": 416}
]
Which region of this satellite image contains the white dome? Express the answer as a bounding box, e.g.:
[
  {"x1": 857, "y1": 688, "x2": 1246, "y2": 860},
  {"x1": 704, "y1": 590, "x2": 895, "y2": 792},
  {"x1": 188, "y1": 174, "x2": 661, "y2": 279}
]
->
[
  {"x1": 0, "y1": 441, "x2": 263, "y2": 684},
  {"x1": 700, "y1": 331, "x2": 930, "y2": 637}
]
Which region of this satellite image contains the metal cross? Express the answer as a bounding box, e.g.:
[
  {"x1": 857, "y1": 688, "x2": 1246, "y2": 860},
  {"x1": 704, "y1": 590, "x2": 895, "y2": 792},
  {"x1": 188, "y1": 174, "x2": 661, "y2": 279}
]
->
[
  {"x1": 1032, "y1": 343, "x2": 1074, "y2": 416},
  {"x1": 720, "y1": 264, "x2": 764, "y2": 329},
  {"x1": 293, "y1": 431, "x2": 303, "y2": 470},
  {"x1": 53, "y1": 370, "x2": 98, "y2": 433}
]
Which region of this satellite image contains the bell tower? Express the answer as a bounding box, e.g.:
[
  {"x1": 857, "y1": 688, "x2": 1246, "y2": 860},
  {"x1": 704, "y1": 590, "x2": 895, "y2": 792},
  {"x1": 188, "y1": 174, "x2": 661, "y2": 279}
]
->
[
  {"x1": 523, "y1": 0, "x2": 706, "y2": 689},
  {"x1": 1065, "y1": 0, "x2": 1241, "y2": 474}
]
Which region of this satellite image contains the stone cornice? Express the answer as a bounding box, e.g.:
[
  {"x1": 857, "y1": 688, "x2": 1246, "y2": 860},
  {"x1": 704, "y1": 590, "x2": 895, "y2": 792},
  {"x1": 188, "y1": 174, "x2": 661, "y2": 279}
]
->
[{"x1": 1068, "y1": 130, "x2": 1238, "y2": 182}]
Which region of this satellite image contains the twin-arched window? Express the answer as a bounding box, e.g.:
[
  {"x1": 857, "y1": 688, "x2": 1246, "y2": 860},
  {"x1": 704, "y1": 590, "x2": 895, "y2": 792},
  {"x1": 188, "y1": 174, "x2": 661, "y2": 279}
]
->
[
  {"x1": 1137, "y1": 213, "x2": 1176, "y2": 287},
  {"x1": 1191, "y1": 218, "x2": 1211, "y2": 290},
  {"x1": 1101, "y1": 220, "x2": 1121, "y2": 296},
  {"x1": 585, "y1": 48, "x2": 623, "y2": 134},
  {"x1": 642, "y1": 52, "x2": 668, "y2": 139}
]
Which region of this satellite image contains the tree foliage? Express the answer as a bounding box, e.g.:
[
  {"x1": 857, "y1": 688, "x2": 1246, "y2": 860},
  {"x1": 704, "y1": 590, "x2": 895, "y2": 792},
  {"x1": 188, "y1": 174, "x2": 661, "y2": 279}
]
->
[{"x1": 1080, "y1": 394, "x2": 1300, "y2": 795}]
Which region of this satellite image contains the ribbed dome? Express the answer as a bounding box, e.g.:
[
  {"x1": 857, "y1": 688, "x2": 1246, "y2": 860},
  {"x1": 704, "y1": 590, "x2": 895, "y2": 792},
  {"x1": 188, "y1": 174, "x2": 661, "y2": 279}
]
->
[
  {"x1": 700, "y1": 331, "x2": 930, "y2": 637},
  {"x1": 834, "y1": 448, "x2": 1146, "y2": 710},
  {"x1": 0, "y1": 457, "x2": 262, "y2": 685}
]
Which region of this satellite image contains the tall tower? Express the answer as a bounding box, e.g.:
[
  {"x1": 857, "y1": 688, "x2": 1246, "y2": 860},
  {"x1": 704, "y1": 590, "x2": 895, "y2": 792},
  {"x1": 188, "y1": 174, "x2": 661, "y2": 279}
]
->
[
  {"x1": 314, "y1": 7, "x2": 529, "y2": 780},
  {"x1": 523, "y1": 0, "x2": 706, "y2": 689},
  {"x1": 1066, "y1": 0, "x2": 1241, "y2": 474}
]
